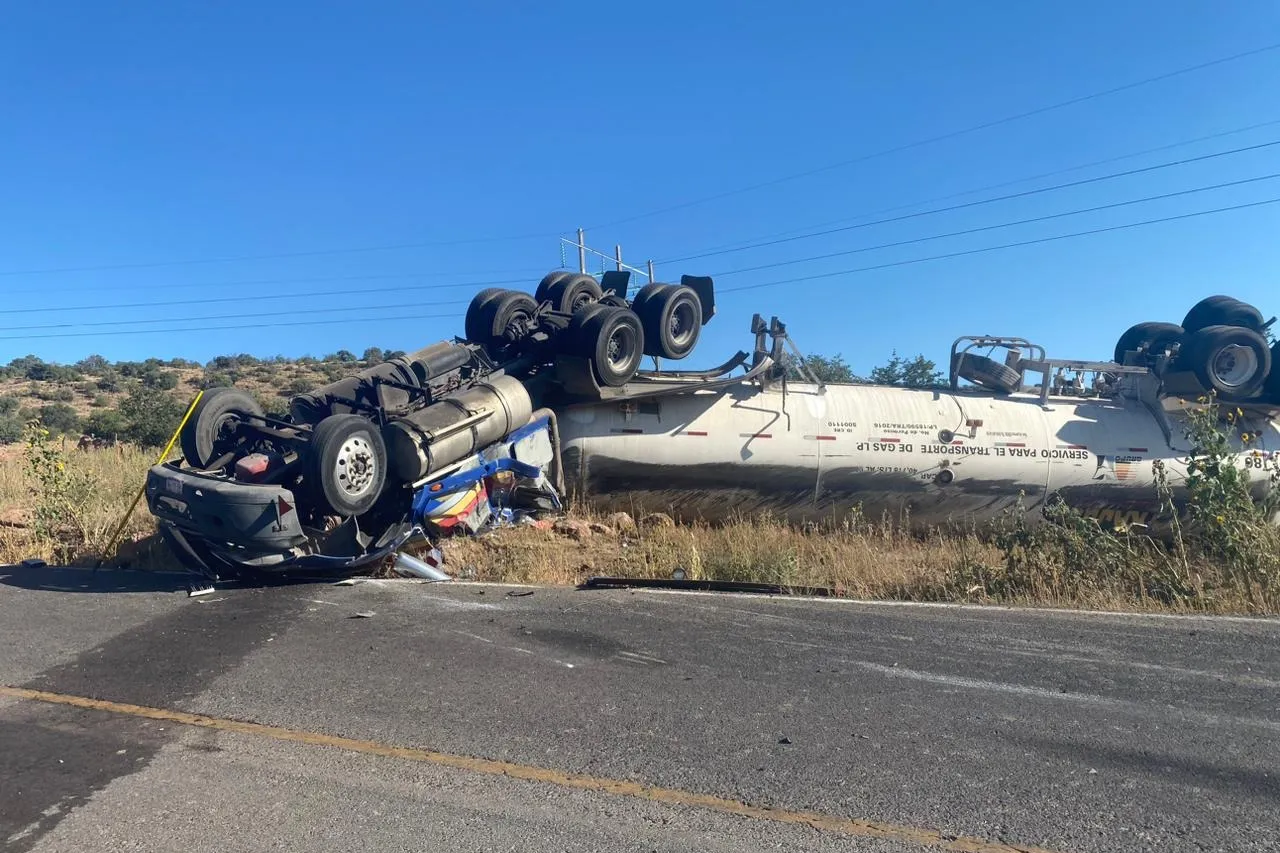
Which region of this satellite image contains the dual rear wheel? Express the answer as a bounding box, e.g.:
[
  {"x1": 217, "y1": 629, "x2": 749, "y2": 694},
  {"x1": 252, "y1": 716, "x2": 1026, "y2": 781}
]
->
[
  {"x1": 464, "y1": 274, "x2": 705, "y2": 386},
  {"x1": 1115, "y1": 295, "x2": 1274, "y2": 402}
]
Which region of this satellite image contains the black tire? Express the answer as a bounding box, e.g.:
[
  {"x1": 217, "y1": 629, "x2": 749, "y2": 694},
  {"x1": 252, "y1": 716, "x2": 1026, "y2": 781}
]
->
[
  {"x1": 465, "y1": 287, "x2": 512, "y2": 342},
  {"x1": 1266, "y1": 341, "x2": 1280, "y2": 403},
  {"x1": 953, "y1": 353, "x2": 1022, "y2": 394},
  {"x1": 304, "y1": 414, "x2": 388, "y2": 516},
  {"x1": 180, "y1": 387, "x2": 264, "y2": 469},
  {"x1": 478, "y1": 291, "x2": 539, "y2": 349},
  {"x1": 1182, "y1": 296, "x2": 1266, "y2": 335},
  {"x1": 1180, "y1": 324, "x2": 1272, "y2": 400},
  {"x1": 534, "y1": 271, "x2": 575, "y2": 304},
  {"x1": 571, "y1": 305, "x2": 644, "y2": 387},
  {"x1": 1113, "y1": 321, "x2": 1184, "y2": 364},
  {"x1": 544, "y1": 273, "x2": 603, "y2": 314},
  {"x1": 631, "y1": 283, "x2": 702, "y2": 359}
]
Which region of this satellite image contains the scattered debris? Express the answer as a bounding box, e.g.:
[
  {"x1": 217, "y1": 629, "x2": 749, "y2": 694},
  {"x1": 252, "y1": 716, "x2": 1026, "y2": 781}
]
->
[
  {"x1": 350, "y1": 611, "x2": 376, "y2": 619},
  {"x1": 506, "y1": 589, "x2": 535, "y2": 598},
  {"x1": 587, "y1": 522, "x2": 613, "y2": 536},
  {"x1": 778, "y1": 737, "x2": 792, "y2": 745},
  {"x1": 21, "y1": 558, "x2": 47, "y2": 568}
]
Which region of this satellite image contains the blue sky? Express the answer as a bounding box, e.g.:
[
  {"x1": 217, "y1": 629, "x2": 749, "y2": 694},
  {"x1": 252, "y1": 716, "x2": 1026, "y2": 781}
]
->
[{"x1": 1, "y1": 1, "x2": 1278, "y2": 376}]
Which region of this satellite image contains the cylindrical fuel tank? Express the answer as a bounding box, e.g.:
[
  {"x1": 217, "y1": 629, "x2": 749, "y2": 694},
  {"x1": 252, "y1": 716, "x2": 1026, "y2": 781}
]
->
[
  {"x1": 398, "y1": 341, "x2": 473, "y2": 384},
  {"x1": 555, "y1": 380, "x2": 1280, "y2": 533},
  {"x1": 385, "y1": 373, "x2": 534, "y2": 483},
  {"x1": 289, "y1": 342, "x2": 474, "y2": 424}
]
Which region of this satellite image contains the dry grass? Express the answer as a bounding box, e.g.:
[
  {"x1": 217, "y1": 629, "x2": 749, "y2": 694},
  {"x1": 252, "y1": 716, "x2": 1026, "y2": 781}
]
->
[
  {"x1": 0, "y1": 439, "x2": 161, "y2": 568},
  {"x1": 434, "y1": 509, "x2": 1000, "y2": 600},
  {"x1": 1, "y1": 440, "x2": 1276, "y2": 617}
]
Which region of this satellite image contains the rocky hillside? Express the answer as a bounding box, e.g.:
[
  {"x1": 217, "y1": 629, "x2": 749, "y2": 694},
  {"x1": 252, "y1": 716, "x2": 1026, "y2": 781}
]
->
[{"x1": 0, "y1": 347, "x2": 405, "y2": 446}]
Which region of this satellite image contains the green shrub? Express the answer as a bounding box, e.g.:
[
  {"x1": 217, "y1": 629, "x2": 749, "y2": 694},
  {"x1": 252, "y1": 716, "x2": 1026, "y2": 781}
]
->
[{"x1": 38, "y1": 403, "x2": 81, "y2": 436}]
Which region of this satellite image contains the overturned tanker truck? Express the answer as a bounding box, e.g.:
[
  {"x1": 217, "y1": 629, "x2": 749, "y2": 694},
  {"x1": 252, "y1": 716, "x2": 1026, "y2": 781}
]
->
[{"x1": 145, "y1": 276, "x2": 1280, "y2": 578}]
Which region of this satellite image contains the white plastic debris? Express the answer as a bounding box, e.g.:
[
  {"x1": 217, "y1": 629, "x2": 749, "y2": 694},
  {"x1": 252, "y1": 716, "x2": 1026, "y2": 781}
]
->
[{"x1": 393, "y1": 548, "x2": 450, "y2": 581}]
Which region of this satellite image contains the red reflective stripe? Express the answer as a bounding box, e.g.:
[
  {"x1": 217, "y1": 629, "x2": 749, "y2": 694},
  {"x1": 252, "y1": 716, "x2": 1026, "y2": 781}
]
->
[
  {"x1": 740, "y1": 433, "x2": 772, "y2": 439},
  {"x1": 816, "y1": 435, "x2": 837, "y2": 441},
  {"x1": 680, "y1": 430, "x2": 708, "y2": 437},
  {"x1": 1006, "y1": 443, "x2": 1026, "y2": 448},
  {"x1": 877, "y1": 437, "x2": 900, "y2": 443}
]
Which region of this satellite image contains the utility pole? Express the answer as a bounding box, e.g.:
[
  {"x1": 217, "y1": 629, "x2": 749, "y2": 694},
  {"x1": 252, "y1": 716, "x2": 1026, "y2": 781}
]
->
[
  {"x1": 614, "y1": 244, "x2": 623, "y2": 272},
  {"x1": 577, "y1": 228, "x2": 587, "y2": 274}
]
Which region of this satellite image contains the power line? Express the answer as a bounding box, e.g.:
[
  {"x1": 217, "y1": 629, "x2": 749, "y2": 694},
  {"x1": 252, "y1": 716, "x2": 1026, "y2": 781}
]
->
[
  {"x1": 0, "y1": 300, "x2": 480, "y2": 333},
  {"x1": 8, "y1": 196, "x2": 1276, "y2": 343},
  {"x1": 663, "y1": 117, "x2": 1280, "y2": 259},
  {"x1": 0, "y1": 231, "x2": 565, "y2": 279},
  {"x1": 0, "y1": 280, "x2": 506, "y2": 317},
  {"x1": 28, "y1": 267, "x2": 554, "y2": 296},
  {"x1": 0, "y1": 312, "x2": 467, "y2": 343},
  {"x1": 663, "y1": 138, "x2": 1280, "y2": 265},
  {"x1": 717, "y1": 196, "x2": 1280, "y2": 295},
  {"x1": 711, "y1": 172, "x2": 1280, "y2": 277},
  {"x1": 582, "y1": 41, "x2": 1280, "y2": 231}
]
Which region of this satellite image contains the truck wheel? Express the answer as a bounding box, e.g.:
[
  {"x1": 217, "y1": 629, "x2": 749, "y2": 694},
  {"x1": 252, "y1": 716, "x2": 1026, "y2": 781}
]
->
[
  {"x1": 953, "y1": 353, "x2": 1021, "y2": 394},
  {"x1": 573, "y1": 305, "x2": 644, "y2": 387},
  {"x1": 534, "y1": 271, "x2": 575, "y2": 304},
  {"x1": 1113, "y1": 321, "x2": 1184, "y2": 364},
  {"x1": 1181, "y1": 296, "x2": 1266, "y2": 335},
  {"x1": 305, "y1": 414, "x2": 387, "y2": 517},
  {"x1": 544, "y1": 274, "x2": 603, "y2": 314},
  {"x1": 1181, "y1": 324, "x2": 1272, "y2": 400},
  {"x1": 632, "y1": 283, "x2": 702, "y2": 359},
  {"x1": 465, "y1": 287, "x2": 512, "y2": 342},
  {"x1": 478, "y1": 291, "x2": 539, "y2": 349},
  {"x1": 1265, "y1": 341, "x2": 1280, "y2": 403},
  {"x1": 180, "y1": 387, "x2": 264, "y2": 470}
]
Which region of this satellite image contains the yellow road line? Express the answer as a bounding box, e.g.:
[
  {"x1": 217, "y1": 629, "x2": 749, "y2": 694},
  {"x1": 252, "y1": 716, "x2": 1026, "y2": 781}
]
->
[{"x1": 1, "y1": 685, "x2": 1061, "y2": 853}]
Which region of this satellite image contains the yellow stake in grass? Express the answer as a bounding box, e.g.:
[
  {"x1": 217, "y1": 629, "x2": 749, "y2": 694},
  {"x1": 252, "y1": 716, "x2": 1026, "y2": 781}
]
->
[{"x1": 96, "y1": 389, "x2": 204, "y2": 570}]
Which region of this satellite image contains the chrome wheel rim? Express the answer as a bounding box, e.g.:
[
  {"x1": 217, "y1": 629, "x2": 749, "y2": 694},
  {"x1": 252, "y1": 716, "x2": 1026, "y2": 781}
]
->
[
  {"x1": 335, "y1": 434, "x2": 377, "y2": 498},
  {"x1": 1211, "y1": 344, "x2": 1258, "y2": 388}
]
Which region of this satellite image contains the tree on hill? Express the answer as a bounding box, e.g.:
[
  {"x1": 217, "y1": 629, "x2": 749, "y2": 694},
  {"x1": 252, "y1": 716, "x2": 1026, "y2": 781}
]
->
[
  {"x1": 0, "y1": 395, "x2": 23, "y2": 443},
  {"x1": 786, "y1": 350, "x2": 945, "y2": 387},
  {"x1": 117, "y1": 387, "x2": 186, "y2": 448},
  {"x1": 83, "y1": 408, "x2": 128, "y2": 441},
  {"x1": 786, "y1": 352, "x2": 862, "y2": 383},
  {"x1": 38, "y1": 403, "x2": 81, "y2": 436},
  {"x1": 868, "y1": 350, "x2": 945, "y2": 388}
]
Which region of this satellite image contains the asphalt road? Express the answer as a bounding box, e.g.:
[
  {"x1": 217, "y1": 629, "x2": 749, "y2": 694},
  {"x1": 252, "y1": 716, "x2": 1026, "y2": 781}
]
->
[{"x1": 1, "y1": 565, "x2": 1278, "y2": 853}]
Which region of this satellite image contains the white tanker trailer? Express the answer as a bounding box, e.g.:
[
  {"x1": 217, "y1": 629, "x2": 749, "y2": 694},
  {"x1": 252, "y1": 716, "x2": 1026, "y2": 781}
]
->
[{"x1": 555, "y1": 320, "x2": 1280, "y2": 535}]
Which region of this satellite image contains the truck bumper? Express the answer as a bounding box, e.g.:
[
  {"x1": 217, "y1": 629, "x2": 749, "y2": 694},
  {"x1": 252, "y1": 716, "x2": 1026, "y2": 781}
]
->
[{"x1": 144, "y1": 463, "x2": 310, "y2": 566}]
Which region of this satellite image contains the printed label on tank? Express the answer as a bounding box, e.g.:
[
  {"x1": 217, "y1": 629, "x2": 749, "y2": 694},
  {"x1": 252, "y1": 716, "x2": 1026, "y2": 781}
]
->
[
  {"x1": 869, "y1": 421, "x2": 936, "y2": 436},
  {"x1": 921, "y1": 444, "x2": 992, "y2": 456},
  {"x1": 857, "y1": 441, "x2": 915, "y2": 453}
]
